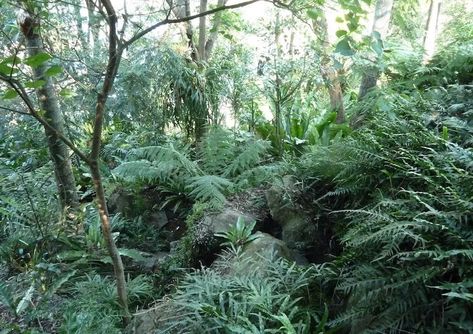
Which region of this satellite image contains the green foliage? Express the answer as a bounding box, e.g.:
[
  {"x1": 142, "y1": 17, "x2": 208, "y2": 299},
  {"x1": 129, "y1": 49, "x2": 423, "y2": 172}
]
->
[
  {"x1": 187, "y1": 175, "x2": 233, "y2": 208},
  {"x1": 152, "y1": 255, "x2": 326, "y2": 333},
  {"x1": 60, "y1": 274, "x2": 153, "y2": 333},
  {"x1": 113, "y1": 128, "x2": 270, "y2": 210},
  {"x1": 301, "y1": 83, "x2": 473, "y2": 332},
  {"x1": 215, "y1": 217, "x2": 259, "y2": 249}
]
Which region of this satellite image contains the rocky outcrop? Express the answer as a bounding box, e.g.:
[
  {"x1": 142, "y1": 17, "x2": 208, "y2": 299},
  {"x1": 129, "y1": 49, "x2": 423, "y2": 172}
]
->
[
  {"x1": 265, "y1": 176, "x2": 316, "y2": 250},
  {"x1": 202, "y1": 208, "x2": 256, "y2": 235}
]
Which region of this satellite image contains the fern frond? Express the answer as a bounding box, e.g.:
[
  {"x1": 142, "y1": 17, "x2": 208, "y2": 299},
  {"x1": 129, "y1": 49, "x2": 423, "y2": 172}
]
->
[
  {"x1": 224, "y1": 140, "x2": 269, "y2": 177},
  {"x1": 187, "y1": 175, "x2": 234, "y2": 208}
]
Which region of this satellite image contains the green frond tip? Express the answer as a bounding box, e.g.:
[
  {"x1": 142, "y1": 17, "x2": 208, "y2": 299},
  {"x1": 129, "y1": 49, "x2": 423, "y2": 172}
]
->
[{"x1": 187, "y1": 175, "x2": 234, "y2": 208}]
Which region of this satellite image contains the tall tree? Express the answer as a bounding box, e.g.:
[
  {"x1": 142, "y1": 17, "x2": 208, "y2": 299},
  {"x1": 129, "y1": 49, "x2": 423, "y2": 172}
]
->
[
  {"x1": 319, "y1": 11, "x2": 346, "y2": 123},
  {"x1": 204, "y1": 0, "x2": 228, "y2": 60},
  {"x1": 19, "y1": 11, "x2": 79, "y2": 210},
  {"x1": 422, "y1": 0, "x2": 442, "y2": 63},
  {"x1": 198, "y1": 0, "x2": 208, "y2": 60},
  {"x1": 358, "y1": 0, "x2": 394, "y2": 99}
]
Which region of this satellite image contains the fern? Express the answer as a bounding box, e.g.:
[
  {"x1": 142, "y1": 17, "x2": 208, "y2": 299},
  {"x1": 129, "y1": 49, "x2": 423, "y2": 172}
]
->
[
  {"x1": 187, "y1": 175, "x2": 234, "y2": 208},
  {"x1": 144, "y1": 255, "x2": 323, "y2": 333},
  {"x1": 224, "y1": 139, "x2": 269, "y2": 177},
  {"x1": 300, "y1": 84, "x2": 473, "y2": 333}
]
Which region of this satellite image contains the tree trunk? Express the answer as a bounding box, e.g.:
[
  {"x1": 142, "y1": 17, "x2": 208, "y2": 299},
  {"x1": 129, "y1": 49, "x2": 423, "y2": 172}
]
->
[
  {"x1": 91, "y1": 0, "x2": 129, "y2": 319},
  {"x1": 20, "y1": 15, "x2": 79, "y2": 210},
  {"x1": 204, "y1": 0, "x2": 227, "y2": 60},
  {"x1": 322, "y1": 67, "x2": 346, "y2": 123},
  {"x1": 318, "y1": 11, "x2": 346, "y2": 123},
  {"x1": 198, "y1": 0, "x2": 208, "y2": 61},
  {"x1": 423, "y1": 0, "x2": 442, "y2": 63},
  {"x1": 358, "y1": 0, "x2": 394, "y2": 100},
  {"x1": 167, "y1": 0, "x2": 198, "y2": 60}
]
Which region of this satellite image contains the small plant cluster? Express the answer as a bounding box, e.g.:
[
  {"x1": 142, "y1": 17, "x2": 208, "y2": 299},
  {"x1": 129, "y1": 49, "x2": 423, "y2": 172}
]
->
[
  {"x1": 148, "y1": 255, "x2": 329, "y2": 334},
  {"x1": 215, "y1": 216, "x2": 259, "y2": 249}
]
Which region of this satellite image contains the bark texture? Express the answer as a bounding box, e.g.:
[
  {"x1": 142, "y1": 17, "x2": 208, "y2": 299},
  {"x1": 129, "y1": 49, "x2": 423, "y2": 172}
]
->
[
  {"x1": 93, "y1": 0, "x2": 129, "y2": 318},
  {"x1": 204, "y1": 0, "x2": 228, "y2": 60},
  {"x1": 198, "y1": 0, "x2": 208, "y2": 60},
  {"x1": 358, "y1": 0, "x2": 394, "y2": 100},
  {"x1": 422, "y1": 0, "x2": 442, "y2": 63},
  {"x1": 20, "y1": 15, "x2": 79, "y2": 209},
  {"x1": 319, "y1": 12, "x2": 346, "y2": 123}
]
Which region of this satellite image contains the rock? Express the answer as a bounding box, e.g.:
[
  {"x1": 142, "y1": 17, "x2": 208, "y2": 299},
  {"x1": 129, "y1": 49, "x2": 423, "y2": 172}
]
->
[
  {"x1": 137, "y1": 252, "x2": 170, "y2": 272},
  {"x1": 240, "y1": 232, "x2": 294, "y2": 261},
  {"x1": 128, "y1": 301, "x2": 174, "y2": 334},
  {"x1": 265, "y1": 176, "x2": 316, "y2": 250},
  {"x1": 149, "y1": 211, "x2": 168, "y2": 230},
  {"x1": 108, "y1": 187, "x2": 135, "y2": 217},
  {"x1": 203, "y1": 208, "x2": 256, "y2": 235},
  {"x1": 222, "y1": 232, "x2": 302, "y2": 275}
]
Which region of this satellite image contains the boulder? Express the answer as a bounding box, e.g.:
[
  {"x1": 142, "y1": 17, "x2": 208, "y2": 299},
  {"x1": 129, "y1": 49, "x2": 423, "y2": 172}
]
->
[
  {"x1": 203, "y1": 208, "x2": 256, "y2": 235},
  {"x1": 265, "y1": 176, "x2": 316, "y2": 250},
  {"x1": 137, "y1": 252, "x2": 170, "y2": 273},
  {"x1": 108, "y1": 187, "x2": 135, "y2": 217},
  {"x1": 148, "y1": 211, "x2": 168, "y2": 230},
  {"x1": 240, "y1": 231, "x2": 293, "y2": 261},
  {"x1": 223, "y1": 232, "x2": 303, "y2": 275}
]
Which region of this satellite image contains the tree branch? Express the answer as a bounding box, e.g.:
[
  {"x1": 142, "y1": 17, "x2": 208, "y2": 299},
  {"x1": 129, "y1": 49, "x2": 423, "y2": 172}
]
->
[
  {"x1": 0, "y1": 75, "x2": 91, "y2": 164},
  {"x1": 0, "y1": 105, "x2": 30, "y2": 116},
  {"x1": 124, "y1": 0, "x2": 262, "y2": 47}
]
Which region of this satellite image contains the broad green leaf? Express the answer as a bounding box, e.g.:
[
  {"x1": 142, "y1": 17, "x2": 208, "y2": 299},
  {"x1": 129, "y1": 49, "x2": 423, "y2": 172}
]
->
[
  {"x1": 336, "y1": 30, "x2": 348, "y2": 38},
  {"x1": 348, "y1": 21, "x2": 359, "y2": 32},
  {"x1": 307, "y1": 8, "x2": 321, "y2": 20},
  {"x1": 16, "y1": 284, "x2": 34, "y2": 315},
  {"x1": 443, "y1": 292, "x2": 473, "y2": 301},
  {"x1": 1, "y1": 55, "x2": 19, "y2": 65},
  {"x1": 0, "y1": 63, "x2": 14, "y2": 75},
  {"x1": 45, "y1": 65, "x2": 63, "y2": 77},
  {"x1": 0, "y1": 56, "x2": 19, "y2": 75},
  {"x1": 24, "y1": 52, "x2": 51, "y2": 68},
  {"x1": 24, "y1": 80, "x2": 46, "y2": 88},
  {"x1": 371, "y1": 31, "x2": 383, "y2": 56},
  {"x1": 335, "y1": 38, "x2": 355, "y2": 56},
  {"x1": 2, "y1": 89, "x2": 18, "y2": 99}
]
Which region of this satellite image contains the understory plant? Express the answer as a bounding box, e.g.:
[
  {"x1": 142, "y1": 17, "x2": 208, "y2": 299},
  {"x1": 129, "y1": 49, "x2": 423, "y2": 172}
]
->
[
  {"x1": 112, "y1": 126, "x2": 272, "y2": 210},
  {"x1": 301, "y1": 84, "x2": 473, "y2": 332},
  {"x1": 148, "y1": 253, "x2": 330, "y2": 333}
]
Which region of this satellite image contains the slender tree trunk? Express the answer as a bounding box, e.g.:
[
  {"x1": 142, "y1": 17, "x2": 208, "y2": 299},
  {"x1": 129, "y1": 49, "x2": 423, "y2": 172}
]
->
[
  {"x1": 20, "y1": 15, "x2": 79, "y2": 210},
  {"x1": 318, "y1": 12, "x2": 346, "y2": 123},
  {"x1": 198, "y1": 0, "x2": 208, "y2": 61},
  {"x1": 92, "y1": 0, "x2": 129, "y2": 319},
  {"x1": 358, "y1": 0, "x2": 394, "y2": 100},
  {"x1": 423, "y1": 0, "x2": 442, "y2": 63},
  {"x1": 85, "y1": 0, "x2": 101, "y2": 56},
  {"x1": 204, "y1": 0, "x2": 227, "y2": 60},
  {"x1": 167, "y1": 0, "x2": 198, "y2": 60},
  {"x1": 322, "y1": 67, "x2": 346, "y2": 123}
]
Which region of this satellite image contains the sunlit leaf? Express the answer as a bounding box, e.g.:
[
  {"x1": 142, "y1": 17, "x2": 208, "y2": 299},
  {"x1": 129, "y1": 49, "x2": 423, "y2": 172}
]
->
[
  {"x1": 45, "y1": 65, "x2": 63, "y2": 77},
  {"x1": 335, "y1": 38, "x2": 355, "y2": 56},
  {"x1": 307, "y1": 8, "x2": 321, "y2": 20},
  {"x1": 24, "y1": 80, "x2": 46, "y2": 88},
  {"x1": 2, "y1": 89, "x2": 18, "y2": 99},
  {"x1": 24, "y1": 52, "x2": 51, "y2": 68}
]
